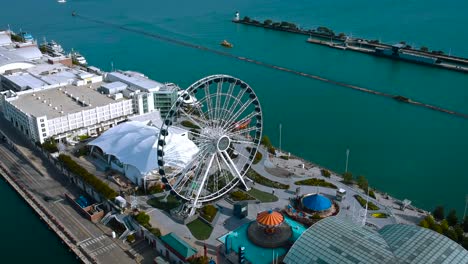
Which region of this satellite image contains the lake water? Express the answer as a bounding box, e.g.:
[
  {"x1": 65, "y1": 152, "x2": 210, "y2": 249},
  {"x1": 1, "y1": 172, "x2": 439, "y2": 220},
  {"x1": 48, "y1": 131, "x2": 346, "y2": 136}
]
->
[{"x1": 1, "y1": 0, "x2": 467, "y2": 262}]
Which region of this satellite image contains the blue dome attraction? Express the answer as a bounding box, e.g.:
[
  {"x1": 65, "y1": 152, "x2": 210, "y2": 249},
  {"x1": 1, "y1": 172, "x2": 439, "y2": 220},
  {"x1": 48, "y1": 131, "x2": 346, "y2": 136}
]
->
[{"x1": 302, "y1": 194, "x2": 332, "y2": 211}]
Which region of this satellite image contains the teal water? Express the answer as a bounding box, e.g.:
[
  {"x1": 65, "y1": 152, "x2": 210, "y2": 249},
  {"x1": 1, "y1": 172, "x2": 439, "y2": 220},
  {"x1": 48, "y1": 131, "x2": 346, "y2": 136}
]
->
[
  {"x1": 218, "y1": 216, "x2": 306, "y2": 264},
  {"x1": 1, "y1": 0, "x2": 468, "y2": 260},
  {"x1": 0, "y1": 180, "x2": 79, "y2": 263}
]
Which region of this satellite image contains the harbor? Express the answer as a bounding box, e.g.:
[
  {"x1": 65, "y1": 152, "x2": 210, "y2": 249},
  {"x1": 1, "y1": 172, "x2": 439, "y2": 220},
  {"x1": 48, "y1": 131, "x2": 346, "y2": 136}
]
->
[{"x1": 232, "y1": 14, "x2": 468, "y2": 74}]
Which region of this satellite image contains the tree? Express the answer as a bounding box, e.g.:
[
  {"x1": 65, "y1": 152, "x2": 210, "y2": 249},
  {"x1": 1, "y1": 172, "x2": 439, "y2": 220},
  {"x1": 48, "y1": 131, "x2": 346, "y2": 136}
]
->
[
  {"x1": 337, "y1": 32, "x2": 346, "y2": 38},
  {"x1": 419, "y1": 219, "x2": 429, "y2": 228},
  {"x1": 432, "y1": 224, "x2": 443, "y2": 234},
  {"x1": 243, "y1": 16, "x2": 251, "y2": 22},
  {"x1": 263, "y1": 19, "x2": 273, "y2": 26},
  {"x1": 135, "y1": 212, "x2": 151, "y2": 227},
  {"x1": 463, "y1": 216, "x2": 468, "y2": 232},
  {"x1": 433, "y1": 206, "x2": 445, "y2": 221},
  {"x1": 463, "y1": 236, "x2": 468, "y2": 250},
  {"x1": 446, "y1": 209, "x2": 458, "y2": 226},
  {"x1": 454, "y1": 225, "x2": 464, "y2": 243},
  {"x1": 343, "y1": 172, "x2": 353, "y2": 184},
  {"x1": 443, "y1": 228, "x2": 458, "y2": 241},
  {"x1": 420, "y1": 46, "x2": 429, "y2": 52},
  {"x1": 261, "y1": 135, "x2": 272, "y2": 147},
  {"x1": 440, "y1": 219, "x2": 449, "y2": 232},
  {"x1": 357, "y1": 175, "x2": 369, "y2": 192}
]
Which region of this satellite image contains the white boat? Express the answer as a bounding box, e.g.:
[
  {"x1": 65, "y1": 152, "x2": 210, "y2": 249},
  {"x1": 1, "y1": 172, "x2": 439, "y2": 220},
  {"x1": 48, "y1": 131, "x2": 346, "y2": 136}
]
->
[
  {"x1": 58, "y1": 0, "x2": 66, "y2": 3},
  {"x1": 41, "y1": 40, "x2": 64, "y2": 54},
  {"x1": 71, "y1": 51, "x2": 87, "y2": 65}
]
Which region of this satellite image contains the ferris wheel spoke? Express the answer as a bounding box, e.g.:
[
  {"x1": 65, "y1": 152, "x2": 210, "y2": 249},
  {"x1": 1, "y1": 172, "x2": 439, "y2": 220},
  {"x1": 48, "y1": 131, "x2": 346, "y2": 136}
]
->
[
  {"x1": 231, "y1": 139, "x2": 257, "y2": 145},
  {"x1": 221, "y1": 99, "x2": 254, "y2": 131},
  {"x1": 203, "y1": 84, "x2": 215, "y2": 123},
  {"x1": 214, "y1": 81, "x2": 223, "y2": 123},
  {"x1": 219, "y1": 88, "x2": 248, "y2": 127},
  {"x1": 220, "y1": 151, "x2": 250, "y2": 191},
  {"x1": 220, "y1": 82, "x2": 237, "y2": 123},
  {"x1": 227, "y1": 126, "x2": 258, "y2": 137},
  {"x1": 225, "y1": 112, "x2": 258, "y2": 133},
  {"x1": 179, "y1": 108, "x2": 207, "y2": 131},
  {"x1": 185, "y1": 103, "x2": 210, "y2": 125},
  {"x1": 228, "y1": 146, "x2": 251, "y2": 162},
  {"x1": 189, "y1": 153, "x2": 216, "y2": 216}
]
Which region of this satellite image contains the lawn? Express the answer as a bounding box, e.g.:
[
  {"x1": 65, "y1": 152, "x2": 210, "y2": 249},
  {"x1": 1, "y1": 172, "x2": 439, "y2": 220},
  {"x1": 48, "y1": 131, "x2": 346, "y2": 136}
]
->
[
  {"x1": 246, "y1": 169, "x2": 289, "y2": 189},
  {"x1": 354, "y1": 195, "x2": 380, "y2": 210},
  {"x1": 230, "y1": 190, "x2": 256, "y2": 201},
  {"x1": 199, "y1": 204, "x2": 218, "y2": 223},
  {"x1": 147, "y1": 195, "x2": 181, "y2": 212},
  {"x1": 371, "y1": 213, "x2": 388, "y2": 218},
  {"x1": 247, "y1": 188, "x2": 278, "y2": 202},
  {"x1": 294, "y1": 178, "x2": 337, "y2": 189},
  {"x1": 186, "y1": 218, "x2": 213, "y2": 240}
]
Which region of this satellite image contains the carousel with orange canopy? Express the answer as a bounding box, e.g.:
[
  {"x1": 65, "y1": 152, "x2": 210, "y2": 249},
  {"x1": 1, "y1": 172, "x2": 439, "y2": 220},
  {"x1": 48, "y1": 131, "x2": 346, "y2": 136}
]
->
[{"x1": 247, "y1": 210, "x2": 292, "y2": 248}]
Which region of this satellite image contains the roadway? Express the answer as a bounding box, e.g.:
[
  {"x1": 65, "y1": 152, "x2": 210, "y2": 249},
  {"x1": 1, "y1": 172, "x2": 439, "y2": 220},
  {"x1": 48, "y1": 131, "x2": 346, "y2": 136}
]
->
[{"x1": 0, "y1": 116, "x2": 138, "y2": 264}]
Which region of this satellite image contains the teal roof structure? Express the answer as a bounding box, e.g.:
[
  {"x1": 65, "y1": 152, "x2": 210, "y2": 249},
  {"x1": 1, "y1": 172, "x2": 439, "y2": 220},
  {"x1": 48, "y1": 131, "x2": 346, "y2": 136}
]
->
[
  {"x1": 284, "y1": 216, "x2": 468, "y2": 264},
  {"x1": 302, "y1": 194, "x2": 332, "y2": 211},
  {"x1": 160, "y1": 233, "x2": 198, "y2": 259}
]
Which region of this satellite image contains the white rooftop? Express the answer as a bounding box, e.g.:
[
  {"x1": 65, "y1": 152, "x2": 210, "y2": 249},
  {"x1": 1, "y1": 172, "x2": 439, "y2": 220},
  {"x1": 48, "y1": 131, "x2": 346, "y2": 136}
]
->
[
  {"x1": 106, "y1": 71, "x2": 164, "y2": 92},
  {"x1": 0, "y1": 31, "x2": 12, "y2": 46},
  {"x1": 88, "y1": 121, "x2": 199, "y2": 175},
  {"x1": 10, "y1": 83, "x2": 126, "y2": 118},
  {"x1": 4, "y1": 72, "x2": 48, "y2": 90}
]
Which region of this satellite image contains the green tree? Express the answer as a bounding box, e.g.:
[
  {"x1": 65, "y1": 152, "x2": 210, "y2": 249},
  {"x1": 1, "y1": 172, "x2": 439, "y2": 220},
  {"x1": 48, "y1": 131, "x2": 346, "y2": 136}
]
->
[
  {"x1": 343, "y1": 172, "x2": 353, "y2": 184},
  {"x1": 463, "y1": 216, "x2": 468, "y2": 232},
  {"x1": 337, "y1": 32, "x2": 346, "y2": 38},
  {"x1": 243, "y1": 16, "x2": 251, "y2": 22},
  {"x1": 432, "y1": 224, "x2": 443, "y2": 234},
  {"x1": 433, "y1": 206, "x2": 445, "y2": 221},
  {"x1": 357, "y1": 175, "x2": 369, "y2": 192},
  {"x1": 454, "y1": 225, "x2": 464, "y2": 243},
  {"x1": 419, "y1": 219, "x2": 429, "y2": 228},
  {"x1": 446, "y1": 209, "x2": 458, "y2": 226},
  {"x1": 440, "y1": 219, "x2": 449, "y2": 233},
  {"x1": 263, "y1": 19, "x2": 273, "y2": 26},
  {"x1": 443, "y1": 228, "x2": 458, "y2": 241},
  {"x1": 261, "y1": 135, "x2": 272, "y2": 147},
  {"x1": 135, "y1": 212, "x2": 150, "y2": 227}
]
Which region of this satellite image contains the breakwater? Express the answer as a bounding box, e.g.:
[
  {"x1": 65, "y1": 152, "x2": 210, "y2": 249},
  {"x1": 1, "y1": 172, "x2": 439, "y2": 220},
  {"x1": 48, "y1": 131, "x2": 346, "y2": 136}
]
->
[
  {"x1": 0, "y1": 163, "x2": 95, "y2": 264},
  {"x1": 72, "y1": 13, "x2": 468, "y2": 119},
  {"x1": 233, "y1": 18, "x2": 468, "y2": 74}
]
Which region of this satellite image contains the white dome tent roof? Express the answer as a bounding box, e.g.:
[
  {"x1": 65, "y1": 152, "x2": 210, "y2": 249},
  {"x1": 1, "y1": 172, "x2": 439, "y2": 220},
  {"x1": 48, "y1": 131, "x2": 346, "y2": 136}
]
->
[{"x1": 88, "y1": 121, "x2": 198, "y2": 177}]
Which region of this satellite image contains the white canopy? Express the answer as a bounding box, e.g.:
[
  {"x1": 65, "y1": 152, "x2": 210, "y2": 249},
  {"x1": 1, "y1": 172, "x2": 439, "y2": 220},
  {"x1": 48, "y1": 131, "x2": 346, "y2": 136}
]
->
[{"x1": 88, "y1": 121, "x2": 198, "y2": 176}]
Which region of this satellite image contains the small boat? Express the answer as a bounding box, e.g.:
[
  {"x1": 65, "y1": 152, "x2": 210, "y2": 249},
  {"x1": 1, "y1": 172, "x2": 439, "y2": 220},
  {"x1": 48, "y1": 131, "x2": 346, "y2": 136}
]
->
[
  {"x1": 41, "y1": 40, "x2": 64, "y2": 54},
  {"x1": 58, "y1": 0, "x2": 66, "y2": 3},
  {"x1": 71, "y1": 50, "x2": 87, "y2": 65},
  {"x1": 220, "y1": 40, "x2": 233, "y2": 48}
]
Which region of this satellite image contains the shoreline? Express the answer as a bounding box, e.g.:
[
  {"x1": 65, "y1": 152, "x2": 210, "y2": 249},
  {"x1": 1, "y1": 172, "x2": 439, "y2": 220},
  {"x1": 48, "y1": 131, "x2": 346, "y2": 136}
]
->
[
  {"x1": 272, "y1": 148, "x2": 430, "y2": 215},
  {"x1": 0, "y1": 165, "x2": 95, "y2": 264}
]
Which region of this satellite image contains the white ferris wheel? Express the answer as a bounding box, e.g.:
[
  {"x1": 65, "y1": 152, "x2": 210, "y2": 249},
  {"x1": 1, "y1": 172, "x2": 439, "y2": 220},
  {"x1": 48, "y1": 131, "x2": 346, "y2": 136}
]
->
[{"x1": 157, "y1": 74, "x2": 263, "y2": 216}]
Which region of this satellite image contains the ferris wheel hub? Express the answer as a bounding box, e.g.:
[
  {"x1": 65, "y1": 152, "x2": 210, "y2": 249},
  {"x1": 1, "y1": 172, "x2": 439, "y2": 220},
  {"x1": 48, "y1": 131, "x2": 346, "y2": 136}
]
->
[{"x1": 217, "y1": 135, "x2": 231, "y2": 152}]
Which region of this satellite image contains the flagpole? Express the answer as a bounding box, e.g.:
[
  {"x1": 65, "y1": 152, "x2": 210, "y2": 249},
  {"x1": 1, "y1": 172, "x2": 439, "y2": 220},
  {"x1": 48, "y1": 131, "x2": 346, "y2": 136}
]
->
[
  {"x1": 345, "y1": 149, "x2": 350, "y2": 173},
  {"x1": 279, "y1": 123, "x2": 282, "y2": 154}
]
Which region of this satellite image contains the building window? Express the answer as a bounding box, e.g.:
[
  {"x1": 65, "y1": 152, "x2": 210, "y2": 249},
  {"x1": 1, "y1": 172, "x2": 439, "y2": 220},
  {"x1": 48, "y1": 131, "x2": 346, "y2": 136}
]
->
[
  {"x1": 42, "y1": 128, "x2": 46, "y2": 132},
  {"x1": 41, "y1": 124, "x2": 45, "y2": 127},
  {"x1": 42, "y1": 133, "x2": 46, "y2": 137},
  {"x1": 40, "y1": 119, "x2": 44, "y2": 122}
]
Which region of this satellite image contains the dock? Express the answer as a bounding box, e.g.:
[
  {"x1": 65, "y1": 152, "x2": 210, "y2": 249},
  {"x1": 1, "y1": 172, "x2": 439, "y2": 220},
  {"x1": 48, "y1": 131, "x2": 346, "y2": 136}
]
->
[{"x1": 234, "y1": 18, "x2": 468, "y2": 74}]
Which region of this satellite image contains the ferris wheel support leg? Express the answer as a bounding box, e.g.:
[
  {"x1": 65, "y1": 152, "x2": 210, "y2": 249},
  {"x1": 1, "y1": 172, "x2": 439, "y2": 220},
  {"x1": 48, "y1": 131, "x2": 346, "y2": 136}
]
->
[
  {"x1": 222, "y1": 151, "x2": 250, "y2": 191},
  {"x1": 189, "y1": 153, "x2": 216, "y2": 217}
]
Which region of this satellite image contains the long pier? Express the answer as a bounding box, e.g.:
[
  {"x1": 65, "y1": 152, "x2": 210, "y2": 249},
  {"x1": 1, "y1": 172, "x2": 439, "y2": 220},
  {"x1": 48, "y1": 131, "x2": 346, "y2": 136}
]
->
[
  {"x1": 73, "y1": 13, "x2": 468, "y2": 120},
  {"x1": 233, "y1": 19, "x2": 468, "y2": 73},
  {"x1": 0, "y1": 164, "x2": 95, "y2": 264}
]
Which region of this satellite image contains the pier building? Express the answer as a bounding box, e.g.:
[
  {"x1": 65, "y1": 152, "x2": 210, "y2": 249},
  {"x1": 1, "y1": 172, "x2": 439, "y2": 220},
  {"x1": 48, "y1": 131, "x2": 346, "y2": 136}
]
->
[
  {"x1": 284, "y1": 216, "x2": 468, "y2": 264},
  {"x1": 105, "y1": 71, "x2": 178, "y2": 118},
  {"x1": 87, "y1": 120, "x2": 198, "y2": 186}
]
